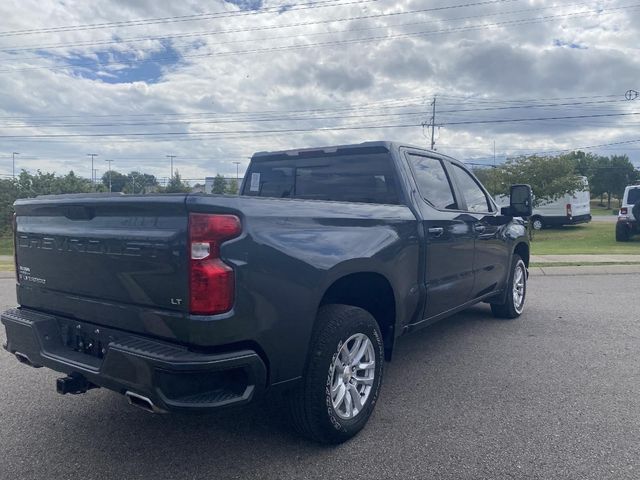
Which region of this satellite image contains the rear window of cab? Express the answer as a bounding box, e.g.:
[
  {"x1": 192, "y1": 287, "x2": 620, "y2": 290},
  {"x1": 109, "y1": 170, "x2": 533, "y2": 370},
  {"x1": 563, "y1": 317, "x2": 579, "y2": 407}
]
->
[{"x1": 242, "y1": 152, "x2": 400, "y2": 205}]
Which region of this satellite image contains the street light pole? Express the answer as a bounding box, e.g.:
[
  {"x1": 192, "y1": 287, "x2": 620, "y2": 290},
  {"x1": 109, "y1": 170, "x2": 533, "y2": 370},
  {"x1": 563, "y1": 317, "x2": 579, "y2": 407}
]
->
[
  {"x1": 105, "y1": 159, "x2": 114, "y2": 192},
  {"x1": 12, "y1": 152, "x2": 19, "y2": 178},
  {"x1": 233, "y1": 161, "x2": 241, "y2": 182},
  {"x1": 167, "y1": 155, "x2": 176, "y2": 178}
]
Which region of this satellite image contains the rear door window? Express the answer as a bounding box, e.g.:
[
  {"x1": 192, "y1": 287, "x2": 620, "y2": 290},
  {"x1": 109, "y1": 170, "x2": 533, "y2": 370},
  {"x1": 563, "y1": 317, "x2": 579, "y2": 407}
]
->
[
  {"x1": 406, "y1": 154, "x2": 458, "y2": 210},
  {"x1": 242, "y1": 152, "x2": 400, "y2": 204},
  {"x1": 627, "y1": 188, "x2": 640, "y2": 205}
]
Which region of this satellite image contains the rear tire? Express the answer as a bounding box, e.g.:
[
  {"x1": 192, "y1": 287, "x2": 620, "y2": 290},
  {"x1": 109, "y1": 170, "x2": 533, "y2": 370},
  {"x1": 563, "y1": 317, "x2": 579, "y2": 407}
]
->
[
  {"x1": 491, "y1": 254, "x2": 527, "y2": 319},
  {"x1": 288, "y1": 304, "x2": 384, "y2": 444},
  {"x1": 616, "y1": 222, "x2": 630, "y2": 242}
]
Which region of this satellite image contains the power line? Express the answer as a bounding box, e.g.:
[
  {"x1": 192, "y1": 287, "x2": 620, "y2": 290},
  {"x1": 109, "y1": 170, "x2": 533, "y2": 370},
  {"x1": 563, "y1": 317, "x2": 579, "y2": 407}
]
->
[
  {"x1": 0, "y1": 0, "x2": 379, "y2": 38},
  {"x1": 3, "y1": 111, "x2": 640, "y2": 140},
  {"x1": 0, "y1": 98, "x2": 626, "y2": 129},
  {"x1": 0, "y1": 0, "x2": 523, "y2": 53},
  {"x1": 0, "y1": 97, "x2": 427, "y2": 121},
  {"x1": 0, "y1": 93, "x2": 622, "y2": 122},
  {"x1": 437, "y1": 111, "x2": 640, "y2": 127}
]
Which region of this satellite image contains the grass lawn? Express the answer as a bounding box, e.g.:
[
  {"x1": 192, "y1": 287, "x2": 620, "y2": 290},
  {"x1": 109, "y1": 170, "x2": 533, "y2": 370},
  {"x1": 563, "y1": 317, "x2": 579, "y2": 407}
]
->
[
  {"x1": 531, "y1": 222, "x2": 640, "y2": 255},
  {"x1": 590, "y1": 200, "x2": 618, "y2": 216},
  {"x1": 0, "y1": 235, "x2": 13, "y2": 256},
  {"x1": 0, "y1": 260, "x2": 13, "y2": 271}
]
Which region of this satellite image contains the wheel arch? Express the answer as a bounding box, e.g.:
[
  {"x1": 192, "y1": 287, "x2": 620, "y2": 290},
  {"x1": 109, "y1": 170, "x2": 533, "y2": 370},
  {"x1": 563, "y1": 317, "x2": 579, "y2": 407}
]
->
[
  {"x1": 514, "y1": 241, "x2": 530, "y2": 268},
  {"x1": 319, "y1": 272, "x2": 397, "y2": 361}
]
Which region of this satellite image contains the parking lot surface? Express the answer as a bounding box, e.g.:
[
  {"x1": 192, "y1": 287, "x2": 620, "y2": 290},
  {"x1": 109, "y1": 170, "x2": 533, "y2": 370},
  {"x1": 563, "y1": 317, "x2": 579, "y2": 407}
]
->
[{"x1": 0, "y1": 274, "x2": 638, "y2": 480}]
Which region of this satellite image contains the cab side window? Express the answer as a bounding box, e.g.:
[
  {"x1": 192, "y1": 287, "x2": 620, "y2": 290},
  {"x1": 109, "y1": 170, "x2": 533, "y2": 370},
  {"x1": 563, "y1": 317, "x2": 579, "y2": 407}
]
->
[
  {"x1": 407, "y1": 154, "x2": 458, "y2": 210},
  {"x1": 451, "y1": 164, "x2": 493, "y2": 213}
]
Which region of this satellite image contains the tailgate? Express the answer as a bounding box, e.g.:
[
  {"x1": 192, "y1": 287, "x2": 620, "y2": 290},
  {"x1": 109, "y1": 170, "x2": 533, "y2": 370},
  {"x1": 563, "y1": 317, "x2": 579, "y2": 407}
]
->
[{"x1": 14, "y1": 195, "x2": 189, "y2": 324}]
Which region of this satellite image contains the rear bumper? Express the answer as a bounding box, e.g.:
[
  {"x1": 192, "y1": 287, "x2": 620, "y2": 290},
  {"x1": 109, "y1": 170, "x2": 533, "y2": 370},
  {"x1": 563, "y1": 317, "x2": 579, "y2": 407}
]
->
[
  {"x1": 569, "y1": 213, "x2": 592, "y2": 225},
  {"x1": 1, "y1": 307, "x2": 267, "y2": 412}
]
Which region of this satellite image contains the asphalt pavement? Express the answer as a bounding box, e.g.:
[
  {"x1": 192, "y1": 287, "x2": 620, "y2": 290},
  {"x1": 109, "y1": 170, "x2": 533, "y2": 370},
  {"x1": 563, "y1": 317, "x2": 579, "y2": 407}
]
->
[{"x1": 1, "y1": 274, "x2": 639, "y2": 480}]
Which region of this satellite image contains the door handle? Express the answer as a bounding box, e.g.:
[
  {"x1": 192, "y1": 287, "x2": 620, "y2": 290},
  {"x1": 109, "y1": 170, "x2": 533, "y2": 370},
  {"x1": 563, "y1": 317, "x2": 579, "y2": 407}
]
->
[
  {"x1": 428, "y1": 227, "x2": 444, "y2": 237},
  {"x1": 474, "y1": 224, "x2": 486, "y2": 233}
]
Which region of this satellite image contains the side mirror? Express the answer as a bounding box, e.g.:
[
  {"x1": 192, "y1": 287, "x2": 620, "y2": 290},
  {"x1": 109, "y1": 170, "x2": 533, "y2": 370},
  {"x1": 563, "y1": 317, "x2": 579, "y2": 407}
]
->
[{"x1": 500, "y1": 184, "x2": 533, "y2": 217}]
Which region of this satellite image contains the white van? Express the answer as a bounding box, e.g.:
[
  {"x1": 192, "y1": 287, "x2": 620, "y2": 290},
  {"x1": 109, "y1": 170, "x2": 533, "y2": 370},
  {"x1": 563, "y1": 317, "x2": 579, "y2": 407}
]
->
[{"x1": 495, "y1": 177, "x2": 591, "y2": 230}]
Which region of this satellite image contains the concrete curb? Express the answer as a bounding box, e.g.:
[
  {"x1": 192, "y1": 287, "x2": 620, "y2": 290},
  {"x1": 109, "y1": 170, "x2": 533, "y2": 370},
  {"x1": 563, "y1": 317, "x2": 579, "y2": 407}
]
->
[{"x1": 529, "y1": 265, "x2": 640, "y2": 276}]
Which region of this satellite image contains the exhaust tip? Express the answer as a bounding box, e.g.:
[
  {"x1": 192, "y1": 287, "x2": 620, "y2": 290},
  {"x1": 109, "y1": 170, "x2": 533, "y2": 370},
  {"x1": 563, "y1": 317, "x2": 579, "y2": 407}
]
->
[
  {"x1": 125, "y1": 391, "x2": 161, "y2": 413},
  {"x1": 15, "y1": 352, "x2": 33, "y2": 366},
  {"x1": 14, "y1": 351, "x2": 43, "y2": 368}
]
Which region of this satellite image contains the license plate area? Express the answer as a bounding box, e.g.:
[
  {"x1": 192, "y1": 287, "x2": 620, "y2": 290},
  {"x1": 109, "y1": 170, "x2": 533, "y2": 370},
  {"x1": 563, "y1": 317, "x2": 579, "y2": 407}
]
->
[{"x1": 57, "y1": 319, "x2": 117, "y2": 360}]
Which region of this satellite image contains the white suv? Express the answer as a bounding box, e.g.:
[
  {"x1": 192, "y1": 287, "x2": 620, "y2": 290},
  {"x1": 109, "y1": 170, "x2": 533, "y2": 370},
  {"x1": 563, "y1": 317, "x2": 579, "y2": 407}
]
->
[{"x1": 616, "y1": 185, "x2": 640, "y2": 241}]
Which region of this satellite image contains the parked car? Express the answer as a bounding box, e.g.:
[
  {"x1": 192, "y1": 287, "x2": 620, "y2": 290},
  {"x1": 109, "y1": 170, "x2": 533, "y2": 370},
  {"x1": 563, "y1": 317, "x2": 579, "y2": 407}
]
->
[
  {"x1": 615, "y1": 184, "x2": 640, "y2": 241},
  {"x1": 507, "y1": 176, "x2": 591, "y2": 230},
  {"x1": 1, "y1": 141, "x2": 532, "y2": 444}
]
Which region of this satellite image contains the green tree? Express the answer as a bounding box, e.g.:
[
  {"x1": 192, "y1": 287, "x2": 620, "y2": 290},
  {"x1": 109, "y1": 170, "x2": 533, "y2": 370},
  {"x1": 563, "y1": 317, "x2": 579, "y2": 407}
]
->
[
  {"x1": 0, "y1": 178, "x2": 19, "y2": 233},
  {"x1": 559, "y1": 150, "x2": 599, "y2": 177},
  {"x1": 491, "y1": 155, "x2": 584, "y2": 207},
  {"x1": 164, "y1": 171, "x2": 191, "y2": 193},
  {"x1": 123, "y1": 171, "x2": 158, "y2": 194},
  {"x1": 57, "y1": 171, "x2": 94, "y2": 193},
  {"x1": 227, "y1": 178, "x2": 239, "y2": 195},
  {"x1": 101, "y1": 170, "x2": 128, "y2": 192},
  {"x1": 212, "y1": 174, "x2": 227, "y2": 194},
  {"x1": 589, "y1": 155, "x2": 637, "y2": 208},
  {"x1": 16, "y1": 170, "x2": 92, "y2": 196},
  {"x1": 472, "y1": 167, "x2": 502, "y2": 197}
]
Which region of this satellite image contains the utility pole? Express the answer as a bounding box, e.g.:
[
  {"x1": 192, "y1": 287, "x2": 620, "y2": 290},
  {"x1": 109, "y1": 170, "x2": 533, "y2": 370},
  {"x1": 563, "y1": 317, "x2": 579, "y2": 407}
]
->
[
  {"x1": 12, "y1": 152, "x2": 19, "y2": 178},
  {"x1": 105, "y1": 159, "x2": 114, "y2": 192},
  {"x1": 167, "y1": 155, "x2": 176, "y2": 178},
  {"x1": 430, "y1": 97, "x2": 437, "y2": 151},
  {"x1": 87, "y1": 153, "x2": 98, "y2": 189}
]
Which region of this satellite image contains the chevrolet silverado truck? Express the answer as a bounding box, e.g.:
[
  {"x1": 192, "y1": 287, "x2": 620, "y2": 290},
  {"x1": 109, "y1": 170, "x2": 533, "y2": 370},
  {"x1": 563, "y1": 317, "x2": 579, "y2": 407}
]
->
[{"x1": 2, "y1": 141, "x2": 532, "y2": 444}]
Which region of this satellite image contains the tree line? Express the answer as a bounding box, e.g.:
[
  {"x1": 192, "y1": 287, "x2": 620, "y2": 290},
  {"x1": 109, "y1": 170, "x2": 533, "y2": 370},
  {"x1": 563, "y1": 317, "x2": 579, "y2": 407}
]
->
[
  {"x1": 474, "y1": 151, "x2": 638, "y2": 208},
  {"x1": 0, "y1": 170, "x2": 239, "y2": 233}
]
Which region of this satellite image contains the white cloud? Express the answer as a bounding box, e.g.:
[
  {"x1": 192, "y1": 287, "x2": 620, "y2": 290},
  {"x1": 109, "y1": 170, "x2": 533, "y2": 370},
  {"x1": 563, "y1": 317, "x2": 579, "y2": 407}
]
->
[{"x1": 1, "y1": 0, "x2": 639, "y2": 182}]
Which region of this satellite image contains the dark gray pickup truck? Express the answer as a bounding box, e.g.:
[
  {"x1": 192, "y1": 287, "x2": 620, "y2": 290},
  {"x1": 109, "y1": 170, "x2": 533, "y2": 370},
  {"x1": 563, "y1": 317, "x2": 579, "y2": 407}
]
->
[{"x1": 2, "y1": 141, "x2": 532, "y2": 443}]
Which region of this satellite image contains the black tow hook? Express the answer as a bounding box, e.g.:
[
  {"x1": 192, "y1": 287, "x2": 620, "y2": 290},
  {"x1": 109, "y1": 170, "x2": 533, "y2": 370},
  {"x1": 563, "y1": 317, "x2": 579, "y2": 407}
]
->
[{"x1": 56, "y1": 373, "x2": 98, "y2": 395}]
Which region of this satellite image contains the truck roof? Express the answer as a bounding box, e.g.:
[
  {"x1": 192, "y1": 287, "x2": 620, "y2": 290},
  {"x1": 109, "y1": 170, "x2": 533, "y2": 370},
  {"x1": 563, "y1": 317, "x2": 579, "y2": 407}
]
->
[{"x1": 252, "y1": 141, "x2": 438, "y2": 159}]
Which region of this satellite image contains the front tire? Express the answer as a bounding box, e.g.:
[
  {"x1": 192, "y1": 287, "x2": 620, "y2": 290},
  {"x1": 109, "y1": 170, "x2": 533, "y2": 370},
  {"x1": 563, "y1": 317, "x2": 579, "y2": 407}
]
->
[
  {"x1": 531, "y1": 216, "x2": 544, "y2": 230},
  {"x1": 288, "y1": 304, "x2": 384, "y2": 444},
  {"x1": 491, "y1": 254, "x2": 527, "y2": 319}
]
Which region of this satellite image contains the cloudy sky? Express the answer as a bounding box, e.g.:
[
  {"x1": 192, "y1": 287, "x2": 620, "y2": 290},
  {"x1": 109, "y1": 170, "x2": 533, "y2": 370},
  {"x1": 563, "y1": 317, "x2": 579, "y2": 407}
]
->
[{"x1": 0, "y1": 0, "x2": 639, "y2": 184}]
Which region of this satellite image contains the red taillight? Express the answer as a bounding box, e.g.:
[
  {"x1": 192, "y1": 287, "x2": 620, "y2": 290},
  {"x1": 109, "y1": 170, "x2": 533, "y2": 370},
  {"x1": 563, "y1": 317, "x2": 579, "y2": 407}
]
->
[
  {"x1": 621, "y1": 207, "x2": 628, "y2": 215},
  {"x1": 566, "y1": 203, "x2": 572, "y2": 217},
  {"x1": 189, "y1": 213, "x2": 241, "y2": 315}
]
